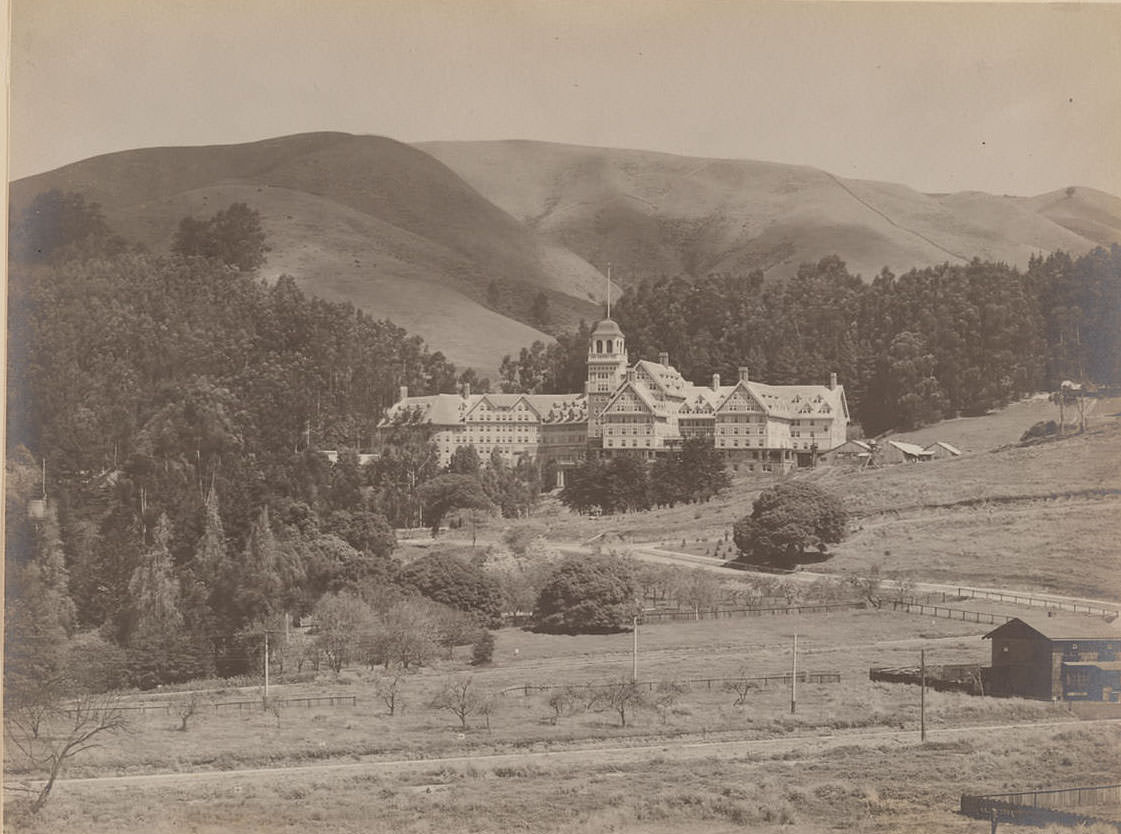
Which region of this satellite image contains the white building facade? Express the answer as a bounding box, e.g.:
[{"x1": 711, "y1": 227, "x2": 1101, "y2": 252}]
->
[{"x1": 379, "y1": 318, "x2": 848, "y2": 474}]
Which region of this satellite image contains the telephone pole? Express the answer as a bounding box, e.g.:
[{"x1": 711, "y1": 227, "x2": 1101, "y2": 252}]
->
[
  {"x1": 263, "y1": 630, "x2": 270, "y2": 708},
  {"x1": 920, "y1": 648, "x2": 927, "y2": 742},
  {"x1": 632, "y1": 613, "x2": 639, "y2": 682},
  {"x1": 791, "y1": 633, "x2": 798, "y2": 714}
]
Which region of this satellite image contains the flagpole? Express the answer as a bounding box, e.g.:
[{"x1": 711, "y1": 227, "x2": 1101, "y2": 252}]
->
[{"x1": 606, "y1": 262, "x2": 612, "y2": 318}]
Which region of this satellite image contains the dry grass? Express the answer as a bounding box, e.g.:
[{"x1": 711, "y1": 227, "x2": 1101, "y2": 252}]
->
[
  {"x1": 11, "y1": 721, "x2": 1120, "y2": 834},
  {"x1": 489, "y1": 398, "x2": 1121, "y2": 600}
]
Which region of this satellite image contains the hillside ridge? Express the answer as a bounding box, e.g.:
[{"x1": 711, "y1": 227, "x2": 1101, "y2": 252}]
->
[{"x1": 12, "y1": 133, "x2": 1121, "y2": 374}]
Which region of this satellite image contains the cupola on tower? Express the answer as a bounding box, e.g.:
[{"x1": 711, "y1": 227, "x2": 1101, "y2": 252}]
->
[{"x1": 586, "y1": 318, "x2": 628, "y2": 440}]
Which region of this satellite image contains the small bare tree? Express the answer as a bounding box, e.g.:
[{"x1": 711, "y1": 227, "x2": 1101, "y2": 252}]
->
[
  {"x1": 849, "y1": 567, "x2": 884, "y2": 609},
  {"x1": 176, "y1": 695, "x2": 200, "y2": 732},
  {"x1": 431, "y1": 674, "x2": 481, "y2": 730},
  {"x1": 547, "y1": 687, "x2": 580, "y2": 724},
  {"x1": 592, "y1": 679, "x2": 649, "y2": 728},
  {"x1": 724, "y1": 672, "x2": 759, "y2": 707},
  {"x1": 652, "y1": 681, "x2": 688, "y2": 724},
  {"x1": 375, "y1": 671, "x2": 406, "y2": 716},
  {"x1": 476, "y1": 692, "x2": 498, "y2": 731},
  {"x1": 5, "y1": 692, "x2": 126, "y2": 814}
]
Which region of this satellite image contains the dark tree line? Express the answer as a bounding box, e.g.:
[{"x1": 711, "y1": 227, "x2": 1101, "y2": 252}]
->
[
  {"x1": 559, "y1": 438, "x2": 730, "y2": 515},
  {"x1": 4, "y1": 194, "x2": 487, "y2": 689},
  {"x1": 504, "y1": 251, "x2": 1121, "y2": 436}
]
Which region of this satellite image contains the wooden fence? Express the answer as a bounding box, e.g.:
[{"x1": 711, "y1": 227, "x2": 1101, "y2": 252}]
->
[
  {"x1": 953, "y1": 587, "x2": 1119, "y2": 618},
  {"x1": 640, "y1": 601, "x2": 865, "y2": 623},
  {"x1": 501, "y1": 670, "x2": 841, "y2": 697},
  {"x1": 78, "y1": 695, "x2": 358, "y2": 716},
  {"x1": 887, "y1": 599, "x2": 1014, "y2": 625},
  {"x1": 961, "y1": 784, "x2": 1121, "y2": 830}
]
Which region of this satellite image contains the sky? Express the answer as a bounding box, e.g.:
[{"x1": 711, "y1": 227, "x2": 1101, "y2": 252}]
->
[{"x1": 8, "y1": 0, "x2": 1121, "y2": 197}]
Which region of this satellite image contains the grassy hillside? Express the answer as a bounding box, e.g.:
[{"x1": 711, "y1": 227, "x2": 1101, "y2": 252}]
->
[
  {"x1": 420, "y1": 140, "x2": 1121, "y2": 284},
  {"x1": 517, "y1": 395, "x2": 1121, "y2": 600},
  {"x1": 8, "y1": 133, "x2": 607, "y2": 377},
  {"x1": 14, "y1": 133, "x2": 1120, "y2": 374}
]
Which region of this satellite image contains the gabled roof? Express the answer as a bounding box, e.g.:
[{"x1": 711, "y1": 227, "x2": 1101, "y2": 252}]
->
[
  {"x1": 983, "y1": 615, "x2": 1121, "y2": 641},
  {"x1": 835, "y1": 439, "x2": 872, "y2": 451},
  {"x1": 887, "y1": 440, "x2": 934, "y2": 457},
  {"x1": 715, "y1": 380, "x2": 768, "y2": 414},
  {"x1": 529, "y1": 394, "x2": 588, "y2": 424},
  {"x1": 463, "y1": 393, "x2": 539, "y2": 420},
  {"x1": 926, "y1": 441, "x2": 962, "y2": 455},
  {"x1": 679, "y1": 384, "x2": 735, "y2": 414},
  {"x1": 602, "y1": 379, "x2": 659, "y2": 416},
  {"x1": 634, "y1": 360, "x2": 689, "y2": 399},
  {"x1": 715, "y1": 379, "x2": 845, "y2": 419},
  {"x1": 379, "y1": 394, "x2": 469, "y2": 427}
]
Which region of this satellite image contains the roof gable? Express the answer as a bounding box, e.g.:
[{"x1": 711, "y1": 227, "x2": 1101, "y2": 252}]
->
[
  {"x1": 984, "y1": 616, "x2": 1121, "y2": 641},
  {"x1": 603, "y1": 381, "x2": 657, "y2": 415},
  {"x1": 716, "y1": 382, "x2": 767, "y2": 414}
]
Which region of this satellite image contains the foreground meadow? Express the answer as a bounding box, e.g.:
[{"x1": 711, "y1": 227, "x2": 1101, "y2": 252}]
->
[{"x1": 10, "y1": 610, "x2": 1116, "y2": 833}]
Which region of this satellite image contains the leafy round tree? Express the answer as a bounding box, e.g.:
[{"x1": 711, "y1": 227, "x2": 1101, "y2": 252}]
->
[
  {"x1": 533, "y1": 554, "x2": 637, "y2": 634},
  {"x1": 417, "y1": 474, "x2": 493, "y2": 537},
  {"x1": 401, "y1": 551, "x2": 504, "y2": 627},
  {"x1": 733, "y1": 481, "x2": 848, "y2": 566}
]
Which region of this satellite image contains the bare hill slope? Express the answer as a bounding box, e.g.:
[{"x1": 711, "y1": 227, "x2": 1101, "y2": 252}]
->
[
  {"x1": 9, "y1": 133, "x2": 611, "y2": 377},
  {"x1": 13, "y1": 134, "x2": 1120, "y2": 375},
  {"x1": 420, "y1": 140, "x2": 1120, "y2": 284}
]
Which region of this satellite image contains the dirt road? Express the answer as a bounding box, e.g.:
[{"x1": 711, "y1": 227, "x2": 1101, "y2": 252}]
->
[{"x1": 42, "y1": 717, "x2": 1119, "y2": 792}]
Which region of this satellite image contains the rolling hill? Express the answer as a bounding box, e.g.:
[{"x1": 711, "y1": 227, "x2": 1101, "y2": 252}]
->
[
  {"x1": 11, "y1": 132, "x2": 1121, "y2": 375},
  {"x1": 8, "y1": 133, "x2": 610, "y2": 378},
  {"x1": 420, "y1": 139, "x2": 1121, "y2": 284}
]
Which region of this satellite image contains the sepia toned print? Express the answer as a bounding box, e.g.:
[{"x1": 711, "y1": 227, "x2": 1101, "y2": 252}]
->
[{"x1": 6, "y1": 2, "x2": 1121, "y2": 831}]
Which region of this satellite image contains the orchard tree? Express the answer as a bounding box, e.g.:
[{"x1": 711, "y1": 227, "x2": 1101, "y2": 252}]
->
[
  {"x1": 533, "y1": 554, "x2": 638, "y2": 634},
  {"x1": 733, "y1": 481, "x2": 848, "y2": 566}
]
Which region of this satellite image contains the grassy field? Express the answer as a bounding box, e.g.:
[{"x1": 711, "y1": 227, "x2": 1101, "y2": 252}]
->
[
  {"x1": 6, "y1": 609, "x2": 1116, "y2": 833},
  {"x1": 483, "y1": 395, "x2": 1121, "y2": 601},
  {"x1": 8, "y1": 399, "x2": 1120, "y2": 832}
]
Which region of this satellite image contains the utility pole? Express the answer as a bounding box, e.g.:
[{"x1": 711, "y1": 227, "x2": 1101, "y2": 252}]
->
[
  {"x1": 920, "y1": 648, "x2": 926, "y2": 742},
  {"x1": 791, "y1": 632, "x2": 798, "y2": 714},
  {"x1": 263, "y1": 630, "x2": 270, "y2": 709},
  {"x1": 632, "y1": 613, "x2": 639, "y2": 682}
]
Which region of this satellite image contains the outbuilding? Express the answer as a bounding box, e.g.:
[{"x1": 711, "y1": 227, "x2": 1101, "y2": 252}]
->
[
  {"x1": 983, "y1": 616, "x2": 1121, "y2": 702},
  {"x1": 878, "y1": 439, "x2": 935, "y2": 464},
  {"x1": 925, "y1": 440, "x2": 962, "y2": 459}
]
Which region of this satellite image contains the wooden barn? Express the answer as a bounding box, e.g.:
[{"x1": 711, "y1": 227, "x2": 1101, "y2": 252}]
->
[
  {"x1": 828, "y1": 439, "x2": 872, "y2": 463},
  {"x1": 879, "y1": 439, "x2": 935, "y2": 464},
  {"x1": 983, "y1": 616, "x2": 1121, "y2": 702}
]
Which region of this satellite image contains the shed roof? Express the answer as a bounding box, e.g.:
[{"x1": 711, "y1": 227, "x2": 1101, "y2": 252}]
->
[
  {"x1": 983, "y1": 615, "x2": 1121, "y2": 642},
  {"x1": 887, "y1": 440, "x2": 934, "y2": 457},
  {"x1": 926, "y1": 441, "x2": 963, "y2": 455}
]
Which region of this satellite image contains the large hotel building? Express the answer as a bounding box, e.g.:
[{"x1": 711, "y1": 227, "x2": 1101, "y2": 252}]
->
[{"x1": 379, "y1": 317, "x2": 848, "y2": 480}]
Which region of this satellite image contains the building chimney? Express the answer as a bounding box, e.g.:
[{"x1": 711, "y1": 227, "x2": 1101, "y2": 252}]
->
[
  {"x1": 658, "y1": 351, "x2": 669, "y2": 367},
  {"x1": 712, "y1": 373, "x2": 720, "y2": 392},
  {"x1": 829, "y1": 372, "x2": 837, "y2": 390},
  {"x1": 399, "y1": 385, "x2": 409, "y2": 402},
  {"x1": 462, "y1": 382, "x2": 471, "y2": 398},
  {"x1": 739, "y1": 366, "x2": 750, "y2": 383}
]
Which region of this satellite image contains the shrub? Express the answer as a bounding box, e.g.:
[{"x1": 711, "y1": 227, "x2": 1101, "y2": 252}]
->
[
  {"x1": 471, "y1": 631, "x2": 495, "y2": 666},
  {"x1": 533, "y1": 554, "x2": 638, "y2": 634}
]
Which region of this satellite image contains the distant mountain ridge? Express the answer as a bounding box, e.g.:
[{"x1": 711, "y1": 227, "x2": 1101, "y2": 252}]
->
[
  {"x1": 419, "y1": 139, "x2": 1121, "y2": 283},
  {"x1": 11, "y1": 132, "x2": 1121, "y2": 375}
]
